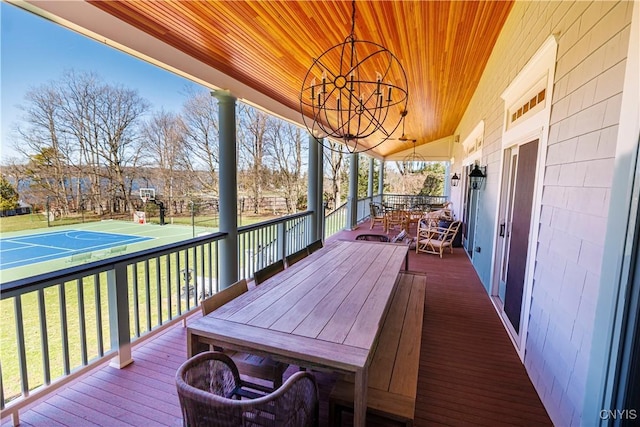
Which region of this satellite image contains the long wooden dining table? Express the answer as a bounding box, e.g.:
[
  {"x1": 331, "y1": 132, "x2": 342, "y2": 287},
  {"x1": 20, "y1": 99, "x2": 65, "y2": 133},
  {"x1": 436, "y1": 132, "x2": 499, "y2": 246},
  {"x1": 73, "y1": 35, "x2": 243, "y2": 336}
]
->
[{"x1": 187, "y1": 239, "x2": 408, "y2": 427}]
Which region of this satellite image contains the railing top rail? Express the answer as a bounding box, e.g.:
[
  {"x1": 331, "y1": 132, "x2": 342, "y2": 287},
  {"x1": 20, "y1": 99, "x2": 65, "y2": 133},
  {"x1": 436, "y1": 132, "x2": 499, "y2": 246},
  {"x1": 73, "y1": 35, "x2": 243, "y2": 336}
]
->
[
  {"x1": 237, "y1": 210, "x2": 312, "y2": 233},
  {"x1": 1, "y1": 231, "x2": 228, "y2": 297}
]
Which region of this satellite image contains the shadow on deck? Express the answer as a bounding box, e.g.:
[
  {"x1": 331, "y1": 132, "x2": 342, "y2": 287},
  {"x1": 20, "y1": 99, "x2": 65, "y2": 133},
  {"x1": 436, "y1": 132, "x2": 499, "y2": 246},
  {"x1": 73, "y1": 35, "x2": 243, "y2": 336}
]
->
[{"x1": 1, "y1": 220, "x2": 551, "y2": 426}]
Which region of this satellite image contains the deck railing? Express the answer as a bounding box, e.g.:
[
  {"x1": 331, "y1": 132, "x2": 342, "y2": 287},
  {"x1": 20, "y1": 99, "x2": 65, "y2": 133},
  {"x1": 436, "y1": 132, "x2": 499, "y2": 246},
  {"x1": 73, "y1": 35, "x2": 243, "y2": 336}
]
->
[
  {"x1": 324, "y1": 194, "x2": 385, "y2": 239},
  {"x1": 238, "y1": 211, "x2": 312, "y2": 278},
  {"x1": 0, "y1": 211, "x2": 314, "y2": 422},
  {"x1": 1, "y1": 194, "x2": 453, "y2": 421},
  {"x1": 382, "y1": 194, "x2": 448, "y2": 209},
  {"x1": 324, "y1": 202, "x2": 348, "y2": 239}
]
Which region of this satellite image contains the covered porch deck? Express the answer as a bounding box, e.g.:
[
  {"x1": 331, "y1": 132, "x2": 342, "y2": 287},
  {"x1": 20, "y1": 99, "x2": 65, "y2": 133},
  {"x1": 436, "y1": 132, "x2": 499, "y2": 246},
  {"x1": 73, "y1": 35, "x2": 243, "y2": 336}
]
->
[{"x1": 1, "y1": 220, "x2": 551, "y2": 426}]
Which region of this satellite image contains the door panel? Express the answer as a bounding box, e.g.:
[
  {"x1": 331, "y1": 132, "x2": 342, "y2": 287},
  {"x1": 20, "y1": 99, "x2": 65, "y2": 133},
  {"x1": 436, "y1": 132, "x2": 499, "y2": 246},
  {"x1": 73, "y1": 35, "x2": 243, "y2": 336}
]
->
[
  {"x1": 498, "y1": 149, "x2": 519, "y2": 303},
  {"x1": 504, "y1": 140, "x2": 539, "y2": 333}
]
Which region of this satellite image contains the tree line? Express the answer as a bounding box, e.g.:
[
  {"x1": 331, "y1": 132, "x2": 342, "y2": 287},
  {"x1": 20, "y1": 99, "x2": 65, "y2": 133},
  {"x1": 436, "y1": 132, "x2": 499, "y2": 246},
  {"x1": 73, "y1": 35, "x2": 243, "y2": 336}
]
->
[{"x1": 1, "y1": 70, "x2": 443, "y2": 218}]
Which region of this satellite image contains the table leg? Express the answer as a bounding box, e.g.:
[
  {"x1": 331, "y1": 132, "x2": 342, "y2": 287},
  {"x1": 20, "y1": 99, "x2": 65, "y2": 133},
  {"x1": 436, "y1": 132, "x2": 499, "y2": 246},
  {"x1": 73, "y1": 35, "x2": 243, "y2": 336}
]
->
[
  {"x1": 187, "y1": 331, "x2": 198, "y2": 358},
  {"x1": 354, "y1": 368, "x2": 368, "y2": 427}
]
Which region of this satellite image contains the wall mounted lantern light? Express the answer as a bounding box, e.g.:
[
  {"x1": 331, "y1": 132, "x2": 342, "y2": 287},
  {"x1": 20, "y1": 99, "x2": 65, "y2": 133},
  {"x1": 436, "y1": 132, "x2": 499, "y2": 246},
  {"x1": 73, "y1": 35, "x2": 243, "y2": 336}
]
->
[
  {"x1": 469, "y1": 164, "x2": 486, "y2": 190},
  {"x1": 451, "y1": 173, "x2": 460, "y2": 187}
]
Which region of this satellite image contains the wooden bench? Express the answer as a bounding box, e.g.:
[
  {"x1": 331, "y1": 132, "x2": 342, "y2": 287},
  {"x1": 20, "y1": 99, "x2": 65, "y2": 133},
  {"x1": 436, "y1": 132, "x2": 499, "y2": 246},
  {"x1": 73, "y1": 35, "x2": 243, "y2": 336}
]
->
[{"x1": 329, "y1": 271, "x2": 426, "y2": 426}]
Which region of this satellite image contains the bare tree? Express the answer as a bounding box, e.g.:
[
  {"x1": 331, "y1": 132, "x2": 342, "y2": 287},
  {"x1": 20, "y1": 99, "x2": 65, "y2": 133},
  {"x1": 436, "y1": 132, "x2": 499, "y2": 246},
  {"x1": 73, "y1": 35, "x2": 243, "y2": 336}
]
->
[
  {"x1": 16, "y1": 86, "x2": 73, "y2": 213},
  {"x1": 265, "y1": 121, "x2": 307, "y2": 213},
  {"x1": 18, "y1": 70, "x2": 150, "y2": 214},
  {"x1": 142, "y1": 110, "x2": 189, "y2": 214},
  {"x1": 237, "y1": 104, "x2": 270, "y2": 214},
  {"x1": 182, "y1": 90, "x2": 219, "y2": 194},
  {"x1": 323, "y1": 141, "x2": 345, "y2": 210}
]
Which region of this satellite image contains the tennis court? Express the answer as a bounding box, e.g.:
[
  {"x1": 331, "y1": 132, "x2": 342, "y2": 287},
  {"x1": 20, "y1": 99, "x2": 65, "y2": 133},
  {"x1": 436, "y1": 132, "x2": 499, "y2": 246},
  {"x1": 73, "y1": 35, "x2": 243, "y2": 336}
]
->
[{"x1": 0, "y1": 229, "x2": 153, "y2": 270}]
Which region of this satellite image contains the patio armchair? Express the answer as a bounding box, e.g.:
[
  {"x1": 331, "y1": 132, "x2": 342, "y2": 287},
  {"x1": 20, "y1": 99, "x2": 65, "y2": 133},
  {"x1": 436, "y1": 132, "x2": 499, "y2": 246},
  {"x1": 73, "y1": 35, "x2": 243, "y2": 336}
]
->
[
  {"x1": 176, "y1": 351, "x2": 319, "y2": 427},
  {"x1": 254, "y1": 260, "x2": 285, "y2": 285},
  {"x1": 369, "y1": 202, "x2": 386, "y2": 230},
  {"x1": 200, "y1": 279, "x2": 287, "y2": 389},
  {"x1": 416, "y1": 220, "x2": 462, "y2": 258}
]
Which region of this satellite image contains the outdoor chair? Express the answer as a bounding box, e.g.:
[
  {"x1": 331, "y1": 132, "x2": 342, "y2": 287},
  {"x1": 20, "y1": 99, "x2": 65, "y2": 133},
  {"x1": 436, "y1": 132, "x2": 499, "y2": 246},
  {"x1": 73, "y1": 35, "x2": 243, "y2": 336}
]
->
[
  {"x1": 385, "y1": 208, "x2": 406, "y2": 233},
  {"x1": 307, "y1": 239, "x2": 323, "y2": 254},
  {"x1": 355, "y1": 234, "x2": 390, "y2": 242},
  {"x1": 200, "y1": 279, "x2": 287, "y2": 389},
  {"x1": 369, "y1": 202, "x2": 386, "y2": 230},
  {"x1": 176, "y1": 351, "x2": 319, "y2": 427},
  {"x1": 254, "y1": 260, "x2": 285, "y2": 285},
  {"x1": 416, "y1": 220, "x2": 462, "y2": 258},
  {"x1": 285, "y1": 247, "x2": 310, "y2": 267}
]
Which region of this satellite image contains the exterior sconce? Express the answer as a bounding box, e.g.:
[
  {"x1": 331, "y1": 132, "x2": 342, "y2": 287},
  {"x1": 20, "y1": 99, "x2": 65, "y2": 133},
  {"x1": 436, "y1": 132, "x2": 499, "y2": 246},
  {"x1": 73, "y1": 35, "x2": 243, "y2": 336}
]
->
[
  {"x1": 469, "y1": 164, "x2": 486, "y2": 190},
  {"x1": 451, "y1": 173, "x2": 460, "y2": 187}
]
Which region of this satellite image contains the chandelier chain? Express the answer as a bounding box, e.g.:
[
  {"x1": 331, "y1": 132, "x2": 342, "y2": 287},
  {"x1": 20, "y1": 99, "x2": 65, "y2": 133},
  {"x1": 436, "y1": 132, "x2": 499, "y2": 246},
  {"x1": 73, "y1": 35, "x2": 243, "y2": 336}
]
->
[{"x1": 350, "y1": 0, "x2": 356, "y2": 38}]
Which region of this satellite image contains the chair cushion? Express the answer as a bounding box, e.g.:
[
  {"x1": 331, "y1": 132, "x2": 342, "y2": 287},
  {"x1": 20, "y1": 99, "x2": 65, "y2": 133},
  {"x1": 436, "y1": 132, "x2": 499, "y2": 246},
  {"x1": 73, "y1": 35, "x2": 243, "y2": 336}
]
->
[{"x1": 438, "y1": 220, "x2": 452, "y2": 239}]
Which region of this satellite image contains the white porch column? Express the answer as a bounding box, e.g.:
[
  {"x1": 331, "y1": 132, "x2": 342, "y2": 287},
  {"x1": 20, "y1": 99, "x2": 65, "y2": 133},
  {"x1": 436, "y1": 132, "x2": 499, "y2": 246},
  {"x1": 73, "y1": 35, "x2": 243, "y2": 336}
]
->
[
  {"x1": 444, "y1": 161, "x2": 451, "y2": 198},
  {"x1": 378, "y1": 160, "x2": 385, "y2": 203},
  {"x1": 213, "y1": 91, "x2": 238, "y2": 290},
  {"x1": 307, "y1": 135, "x2": 320, "y2": 242}
]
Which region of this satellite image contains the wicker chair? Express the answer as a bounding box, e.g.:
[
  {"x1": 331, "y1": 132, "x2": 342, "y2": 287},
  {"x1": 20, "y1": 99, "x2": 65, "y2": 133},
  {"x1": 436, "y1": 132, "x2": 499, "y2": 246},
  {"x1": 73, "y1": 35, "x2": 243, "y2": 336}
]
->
[
  {"x1": 200, "y1": 279, "x2": 287, "y2": 389},
  {"x1": 285, "y1": 247, "x2": 310, "y2": 267},
  {"x1": 176, "y1": 352, "x2": 319, "y2": 427},
  {"x1": 254, "y1": 260, "x2": 285, "y2": 285},
  {"x1": 416, "y1": 220, "x2": 462, "y2": 258},
  {"x1": 355, "y1": 233, "x2": 390, "y2": 242}
]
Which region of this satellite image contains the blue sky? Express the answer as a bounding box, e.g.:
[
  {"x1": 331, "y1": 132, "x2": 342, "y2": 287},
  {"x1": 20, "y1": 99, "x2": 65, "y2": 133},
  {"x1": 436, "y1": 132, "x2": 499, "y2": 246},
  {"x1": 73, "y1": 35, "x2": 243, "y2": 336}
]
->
[{"x1": 1, "y1": 2, "x2": 202, "y2": 163}]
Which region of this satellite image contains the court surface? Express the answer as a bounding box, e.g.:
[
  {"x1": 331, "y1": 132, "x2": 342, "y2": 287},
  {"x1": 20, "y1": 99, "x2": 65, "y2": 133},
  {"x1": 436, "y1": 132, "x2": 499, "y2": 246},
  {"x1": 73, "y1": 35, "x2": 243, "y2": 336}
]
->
[{"x1": 0, "y1": 229, "x2": 153, "y2": 270}]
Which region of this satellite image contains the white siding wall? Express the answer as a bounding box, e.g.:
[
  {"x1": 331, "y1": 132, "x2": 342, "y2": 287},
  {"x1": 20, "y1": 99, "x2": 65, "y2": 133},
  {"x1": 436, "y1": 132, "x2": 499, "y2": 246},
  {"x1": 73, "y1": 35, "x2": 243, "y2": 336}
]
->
[{"x1": 450, "y1": 1, "x2": 633, "y2": 425}]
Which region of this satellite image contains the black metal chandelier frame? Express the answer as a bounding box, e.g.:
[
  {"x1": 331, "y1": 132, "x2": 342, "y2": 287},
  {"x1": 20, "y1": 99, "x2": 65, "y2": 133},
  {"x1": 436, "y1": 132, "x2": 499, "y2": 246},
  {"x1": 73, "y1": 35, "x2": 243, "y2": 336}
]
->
[{"x1": 299, "y1": 0, "x2": 408, "y2": 154}]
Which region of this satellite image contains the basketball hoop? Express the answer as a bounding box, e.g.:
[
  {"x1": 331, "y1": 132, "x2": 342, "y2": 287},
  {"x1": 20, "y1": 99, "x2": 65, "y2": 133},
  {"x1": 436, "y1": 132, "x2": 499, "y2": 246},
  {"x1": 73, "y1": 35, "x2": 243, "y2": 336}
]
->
[{"x1": 139, "y1": 188, "x2": 155, "y2": 205}]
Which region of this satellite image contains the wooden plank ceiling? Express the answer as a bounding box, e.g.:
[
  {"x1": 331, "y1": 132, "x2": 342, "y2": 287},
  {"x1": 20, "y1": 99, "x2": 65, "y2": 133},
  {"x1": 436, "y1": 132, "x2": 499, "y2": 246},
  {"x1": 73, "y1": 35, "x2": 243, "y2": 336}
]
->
[{"x1": 87, "y1": 1, "x2": 513, "y2": 158}]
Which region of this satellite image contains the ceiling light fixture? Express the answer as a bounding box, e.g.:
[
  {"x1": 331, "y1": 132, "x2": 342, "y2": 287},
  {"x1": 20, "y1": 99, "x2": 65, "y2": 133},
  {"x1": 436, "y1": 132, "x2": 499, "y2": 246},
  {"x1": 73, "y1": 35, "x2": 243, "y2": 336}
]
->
[
  {"x1": 402, "y1": 140, "x2": 427, "y2": 174},
  {"x1": 299, "y1": 0, "x2": 408, "y2": 153}
]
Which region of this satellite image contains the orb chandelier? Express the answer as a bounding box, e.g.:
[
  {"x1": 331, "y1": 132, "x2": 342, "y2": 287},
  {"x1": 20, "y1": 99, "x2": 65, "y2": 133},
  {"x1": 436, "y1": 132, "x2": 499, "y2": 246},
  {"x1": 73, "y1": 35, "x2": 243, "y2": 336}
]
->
[
  {"x1": 299, "y1": 0, "x2": 408, "y2": 154},
  {"x1": 402, "y1": 140, "x2": 427, "y2": 174}
]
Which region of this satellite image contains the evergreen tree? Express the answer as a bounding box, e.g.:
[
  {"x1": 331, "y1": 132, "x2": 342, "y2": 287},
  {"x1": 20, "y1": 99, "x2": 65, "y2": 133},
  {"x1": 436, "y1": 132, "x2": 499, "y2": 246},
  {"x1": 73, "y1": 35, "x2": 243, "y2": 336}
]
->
[{"x1": 0, "y1": 175, "x2": 20, "y2": 210}]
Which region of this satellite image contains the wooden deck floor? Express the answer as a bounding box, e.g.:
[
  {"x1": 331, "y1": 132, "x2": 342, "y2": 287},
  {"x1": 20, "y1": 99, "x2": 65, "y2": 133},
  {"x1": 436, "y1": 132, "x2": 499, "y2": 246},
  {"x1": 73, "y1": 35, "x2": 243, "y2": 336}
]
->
[{"x1": 1, "y1": 222, "x2": 551, "y2": 427}]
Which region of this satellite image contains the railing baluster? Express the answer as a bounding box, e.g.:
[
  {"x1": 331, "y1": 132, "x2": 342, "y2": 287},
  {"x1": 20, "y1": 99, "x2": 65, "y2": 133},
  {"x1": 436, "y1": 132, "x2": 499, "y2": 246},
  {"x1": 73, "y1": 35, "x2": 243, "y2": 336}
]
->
[
  {"x1": 192, "y1": 246, "x2": 199, "y2": 304},
  {"x1": 199, "y1": 244, "x2": 207, "y2": 298},
  {"x1": 94, "y1": 273, "x2": 104, "y2": 357},
  {"x1": 165, "y1": 254, "x2": 172, "y2": 319},
  {"x1": 77, "y1": 278, "x2": 88, "y2": 366},
  {"x1": 156, "y1": 257, "x2": 162, "y2": 326},
  {"x1": 58, "y1": 284, "x2": 70, "y2": 375},
  {"x1": 214, "y1": 241, "x2": 220, "y2": 293},
  {"x1": 37, "y1": 289, "x2": 50, "y2": 385},
  {"x1": 144, "y1": 259, "x2": 151, "y2": 333},
  {"x1": 14, "y1": 296, "x2": 28, "y2": 396},
  {"x1": 175, "y1": 252, "x2": 182, "y2": 315},
  {"x1": 156, "y1": 257, "x2": 171, "y2": 324},
  {"x1": 132, "y1": 263, "x2": 140, "y2": 338}
]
